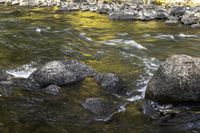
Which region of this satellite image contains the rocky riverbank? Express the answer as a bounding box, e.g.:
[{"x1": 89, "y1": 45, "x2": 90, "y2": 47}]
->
[{"x1": 0, "y1": 0, "x2": 200, "y2": 28}]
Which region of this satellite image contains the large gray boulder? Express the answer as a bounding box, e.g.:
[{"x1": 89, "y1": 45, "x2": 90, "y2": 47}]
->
[
  {"x1": 145, "y1": 55, "x2": 200, "y2": 104},
  {"x1": 29, "y1": 60, "x2": 96, "y2": 87}
]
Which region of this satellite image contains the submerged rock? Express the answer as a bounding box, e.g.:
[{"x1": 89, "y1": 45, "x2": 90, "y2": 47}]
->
[
  {"x1": 95, "y1": 73, "x2": 127, "y2": 95},
  {"x1": 13, "y1": 78, "x2": 40, "y2": 90},
  {"x1": 143, "y1": 100, "x2": 200, "y2": 131},
  {"x1": 82, "y1": 97, "x2": 117, "y2": 121},
  {"x1": 29, "y1": 60, "x2": 96, "y2": 87},
  {"x1": 0, "y1": 81, "x2": 14, "y2": 97},
  {"x1": 145, "y1": 55, "x2": 200, "y2": 104}
]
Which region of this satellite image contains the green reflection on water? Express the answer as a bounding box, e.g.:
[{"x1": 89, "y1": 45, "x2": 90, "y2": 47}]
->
[{"x1": 0, "y1": 5, "x2": 200, "y2": 133}]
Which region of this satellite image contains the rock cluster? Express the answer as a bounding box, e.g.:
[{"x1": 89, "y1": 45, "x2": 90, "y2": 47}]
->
[{"x1": 0, "y1": 0, "x2": 200, "y2": 27}]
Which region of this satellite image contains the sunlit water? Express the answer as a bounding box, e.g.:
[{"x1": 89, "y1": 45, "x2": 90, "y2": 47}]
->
[{"x1": 0, "y1": 5, "x2": 200, "y2": 133}]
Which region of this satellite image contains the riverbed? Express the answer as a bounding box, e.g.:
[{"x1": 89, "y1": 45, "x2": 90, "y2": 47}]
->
[{"x1": 0, "y1": 5, "x2": 200, "y2": 133}]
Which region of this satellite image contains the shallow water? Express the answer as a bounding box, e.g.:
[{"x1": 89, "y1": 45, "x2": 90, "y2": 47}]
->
[{"x1": 0, "y1": 5, "x2": 200, "y2": 133}]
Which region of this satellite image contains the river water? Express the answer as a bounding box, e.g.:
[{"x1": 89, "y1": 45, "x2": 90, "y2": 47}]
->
[{"x1": 0, "y1": 5, "x2": 200, "y2": 133}]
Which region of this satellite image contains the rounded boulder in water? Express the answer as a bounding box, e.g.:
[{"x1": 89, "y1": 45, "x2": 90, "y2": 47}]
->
[
  {"x1": 29, "y1": 60, "x2": 96, "y2": 87},
  {"x1": 145, "y1": 55, "x2": 200, "y2": 104}
]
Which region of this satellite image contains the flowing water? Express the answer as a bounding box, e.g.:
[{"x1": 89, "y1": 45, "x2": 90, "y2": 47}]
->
[{"x1": 0, "y1": 5, "x2": 200, "y2": 133}]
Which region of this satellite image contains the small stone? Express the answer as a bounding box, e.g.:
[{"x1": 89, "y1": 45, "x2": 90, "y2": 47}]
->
[{"x1": 43, "y1": 85, "x2": 60, "y2": 95}]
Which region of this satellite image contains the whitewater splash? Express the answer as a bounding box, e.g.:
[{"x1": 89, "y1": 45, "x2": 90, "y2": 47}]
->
[
  {"x1": 6, "y1": 63, "x2": 37, "y2": 78},
  {"x1": 120, "y1": 52, "x2": 160, "y2": 102},
  {"x1": 137, "y1": 57, "x2": 159, "y2": 97},
  {"x1": 143, "y1": 33, "x2": 199, "y2": 40},
  {"x1": 102, "y1": 39, "x2": 147, "y2": 50}
]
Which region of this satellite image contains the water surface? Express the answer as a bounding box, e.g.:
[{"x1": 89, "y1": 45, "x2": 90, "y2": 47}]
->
[{"x1": 0, "y1": 5, "x2": 200, "y2": 133}]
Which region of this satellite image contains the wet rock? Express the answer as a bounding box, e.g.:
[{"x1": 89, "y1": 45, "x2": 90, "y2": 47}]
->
[
  {"x1": 145, "y1": 55, "x2": 200, "y2": 104},
  {"x1": 165, "y1": 16, "x2": 178, "y2": 24},
  {"x1": 98, "y1": 3, "x2": 111, "y2": 14},
  {"x1": 169, "y1": 6, "x2": 188, "y2": 19},
  {"x1": 82, "y1": 97, "x2": 117, "y2": 120},
  {"x1": 95, "y1": 73, "x2": 127, "y2": 95},
  {"x1": 80, "y1": 3, "x2": 92, "y2": 11},
  {"x1": 109, "y1": 4, "x2": 168, "y2": 21},
  {"x1": 109, "y1": 11, "x2": 135, "y2": 20},
  {"x1": 138, "y1": 5, "x2": 168, "y2": 20},
  {"x1": 43, "y1": 85, "x2": 60, "y2": 95},
  {"x1": 29, "y1": 60, "x2": 96, "y2": 87},
  {"x1": 62, "y1": 60, "x2": 96, "y2": 77},
  {"x1": 143, "y1": 100, "x2": 200, "y2": 131},
  {"x1": 181, "y1": 13, "x2": 200, "y2": 25},
  {"x1": 60, "y1": 4, "x2": 80, "y2": 11},
  {"x1": 154, "y1": 9, "x2": 168, "y2": 19}
]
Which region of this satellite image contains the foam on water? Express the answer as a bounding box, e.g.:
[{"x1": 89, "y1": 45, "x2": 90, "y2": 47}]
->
[
  {"x1": 126, "y1": 95, "x2": 143, "y2": 102},
  {"x1": 102, "y1": 39, "x2": 147, "y2": 50},
  {"x1": 154, "y1": 34, "x2": 175, "y2": 40},
  {"x1": 178, "y1": 33, "x2": 198, "y2": 38},
  {"x1": 143, "y1": 33, "x2": 199, "y2": 40},
  {"x1": 117, "y1": 33, "x2": 129, "y2": 36},
  {"x1": 6, "y1": 63, "x2": 37, "y2": 78},
  {"x1": 121, "y1": 52, "x2": 160, "y2": 101},
  {"x1": 79, "y1": 32, "x2": 93, "y2": 41},
  {"x1": 35, "y1": 28, "x2": 42, "y2": 33},
  {"x1": 136, "y1": 57, "x2": 159, "y2": 98}
]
